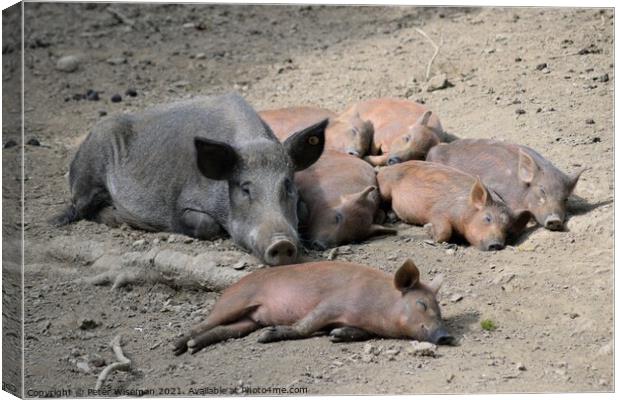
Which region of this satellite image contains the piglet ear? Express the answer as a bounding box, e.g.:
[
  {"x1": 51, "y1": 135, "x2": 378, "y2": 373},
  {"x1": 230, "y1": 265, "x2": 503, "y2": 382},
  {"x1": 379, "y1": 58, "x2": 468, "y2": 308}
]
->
[
  {"x1": 394, "y1": 259, "x2": 420, "y2": 293},
  {"x1": 416, "y1": 110, "x2": 433, "y2": 127},
  {"x1": 518, "y1": 149, "x2": 539, "y2": 183},
  {"x1": 428, "y1": 274, "x2": 444, "y2": 295},
  {"x1": 510, "y1": 209, "x2": 533, "y2": 235},
  {"x1": 194, "y1": 137, "x2": 239, "y2": 180},
  {"x1": 469, "y1": 178, "x2": 490, "y2": 210},
  {"x1": 568, "y1": 167, "x2": 587, "y2": 193},
  {"x1": 353, "y1": 186, "x2": 377, "y2": 204},
  {"x1": 283, "y1": 118, "x2": 327, "y2": 172}
]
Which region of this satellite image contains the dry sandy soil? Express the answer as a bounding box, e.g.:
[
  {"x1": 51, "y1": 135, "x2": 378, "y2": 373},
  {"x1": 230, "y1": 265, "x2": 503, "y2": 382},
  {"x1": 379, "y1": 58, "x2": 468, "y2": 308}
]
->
[{"x1": 2, "y1": 3, "x2": 614, "y2": 396}]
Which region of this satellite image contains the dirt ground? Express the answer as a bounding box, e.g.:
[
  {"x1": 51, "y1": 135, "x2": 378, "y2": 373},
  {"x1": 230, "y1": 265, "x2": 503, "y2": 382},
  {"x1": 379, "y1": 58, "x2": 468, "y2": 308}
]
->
[{"x1": 2, "y1": 3, "x2": 614, "y2": 396}]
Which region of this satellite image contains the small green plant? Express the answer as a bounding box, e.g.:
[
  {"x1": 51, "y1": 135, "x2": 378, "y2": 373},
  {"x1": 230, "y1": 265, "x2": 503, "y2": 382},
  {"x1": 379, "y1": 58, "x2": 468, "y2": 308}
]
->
[{"x1": 481, "y1": 319, "x2": 498, "y2": 331}]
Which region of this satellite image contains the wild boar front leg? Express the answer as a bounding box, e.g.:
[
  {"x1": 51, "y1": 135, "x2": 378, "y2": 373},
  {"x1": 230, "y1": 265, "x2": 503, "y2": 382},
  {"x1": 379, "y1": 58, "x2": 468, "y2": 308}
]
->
[
  {"x1": 179, "y1": 209, "x2": 224, "y2": 239},
  {"x1": 425, "y1": 217, "x2": 453, "y2": 243},
  {"x1": 257, "y1": 303, "x2": 339, "y2": 343}
]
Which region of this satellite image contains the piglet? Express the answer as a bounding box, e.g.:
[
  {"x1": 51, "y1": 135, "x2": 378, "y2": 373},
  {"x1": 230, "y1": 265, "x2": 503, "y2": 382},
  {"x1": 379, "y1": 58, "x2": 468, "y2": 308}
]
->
[
  {"x1": 377, "y1": 161, "x2": 531, "y2": 251},
  {"x1": 260, "y1": 106, "x2": 373, "y2": 157},
  {"x1": 173, "y1": 258, "x2": 452, "y2": 355},
  {"x1": 426, "y1": 139, "x2": 585, "y2": 230},
  {"x1": 340, "y1": 98, "x2": 447, "y2": 166},
  {"x1": 295, "y1": 150, "x2": 395, "y2": 250}
]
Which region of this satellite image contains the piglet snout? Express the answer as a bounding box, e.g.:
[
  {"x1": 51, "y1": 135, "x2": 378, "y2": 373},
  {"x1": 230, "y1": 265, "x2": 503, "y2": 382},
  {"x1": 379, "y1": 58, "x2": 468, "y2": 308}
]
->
[
  {"x1": 264, "y1": 237, "x2": 297, "y2": 266},
  {"x1": 486, "y1": 241, "x2": 504, "y2": 251},
  {"x1": 430, "y1": 328, "x2": 455, "y2": 345},
  {"x1": 544, "y1": 214, "x2": 564, "y2": 231}
]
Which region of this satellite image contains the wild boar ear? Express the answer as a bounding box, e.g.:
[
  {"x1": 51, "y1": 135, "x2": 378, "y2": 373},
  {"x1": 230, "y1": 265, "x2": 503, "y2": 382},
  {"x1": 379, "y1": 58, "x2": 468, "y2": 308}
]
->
[
  {"x1": 283, "y1": 118, "x2": 327, "y2": 171},
  {"x1": 428, "y1": 274, "x2": 444, "y2": 295},
  {"x1": 469, "y1": 178, "x2": 490, "y2": 210},
  {"x1": 416, "y1": 110, "x2": 433, "y2": 127},
  {"x1": 518, "y1": 149, "x2": 539, "y2": 184},
  {"x1": 194, "y1": 137, "x2": 239, "y2": 180},
  {"x1": 368, "y1": 224, "x2": 397, "y2": 238},
  {"x1": 394, "y1": 259, "x2": 420, "y2": 293},
  {"x1": 568, "y1": 167, "x2": 587, "y2": 193},
  {"x1": 510, "y1": 209, "x2": 533, "y2": 234}
]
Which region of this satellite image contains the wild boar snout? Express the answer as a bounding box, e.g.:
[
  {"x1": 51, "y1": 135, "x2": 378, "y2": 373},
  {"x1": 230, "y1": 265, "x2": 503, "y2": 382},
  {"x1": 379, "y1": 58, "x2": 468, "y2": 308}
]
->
[
  {"x1": 264, "y1": 236, "x2": 298, "y2": 266},
  {"x1": 544, "y1": 213, "x2": 564, "y2": 231},
  {"x1": 429, "y1": 327, "x2": 455, "y2": 345}
]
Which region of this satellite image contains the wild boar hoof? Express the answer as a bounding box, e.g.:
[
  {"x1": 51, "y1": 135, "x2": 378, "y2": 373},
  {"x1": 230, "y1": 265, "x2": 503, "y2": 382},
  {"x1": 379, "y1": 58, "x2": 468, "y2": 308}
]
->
[{"x1": 257, "y1": 326, "x2": 291, "y2": 343}]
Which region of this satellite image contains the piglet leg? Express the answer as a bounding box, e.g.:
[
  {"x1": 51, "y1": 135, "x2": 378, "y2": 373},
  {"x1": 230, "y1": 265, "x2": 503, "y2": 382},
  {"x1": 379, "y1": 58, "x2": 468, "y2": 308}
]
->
[
  {"x1": 425, "y1": 217, "x2": 453, "y2": 243},
  {"x1": 185, "y1": 318, "x2": 259, "y2": 355},
  {"x1": 258, "y1": 303, "x2": 338, "y2": 343},
  {"x1": 329, "y1": 327, "x2": 373, "y2": 342}
]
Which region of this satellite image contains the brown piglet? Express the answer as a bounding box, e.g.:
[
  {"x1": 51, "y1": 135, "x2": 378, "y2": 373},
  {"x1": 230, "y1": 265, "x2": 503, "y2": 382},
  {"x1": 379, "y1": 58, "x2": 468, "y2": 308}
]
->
[
  {"x1": 260, "y1": 106, "x2": 373, "y2": 157},
  {"x1": 377, "y1": 161, "x2": 531, "y2": 251},
  {"x1": 340, "y1": 98, "x2": 447, "y2": 166},
  {"x1": 173, "y1": 258, "x2": 452, "y2": 355},
  {"x1": 295, "y1": 150, "x2": 395, "y2": 250},
  {"x1": 426, "y1": 139, "x2": 585, "y2": 230}
]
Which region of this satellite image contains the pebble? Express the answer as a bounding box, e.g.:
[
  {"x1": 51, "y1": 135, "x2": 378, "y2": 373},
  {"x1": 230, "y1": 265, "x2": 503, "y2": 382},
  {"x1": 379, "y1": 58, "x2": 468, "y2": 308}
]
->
[
  {"x1": 535, "y1": 62, "x2": 548, "y2": 70},
  {"x1": 125, "y1": 88, "x2": 138, "y2": 97},
  {"x1": 76, "y1": 361, "x2": 92, "y2": 374},
  {"x1": 598, "y1": 73, "x2": 609, "y2": 82},
  {"x1": 195, "y1": 53, "x2": 207, "y2": 60},
  {"x1": 363, "y1": 343, "x2": 375, "y2": 355},
  {"x1": 4, "y1": 140, "x2": 17, "y2": 149},
  {"x1": 424, "y1": 73, "x2": 453, "y2": 92},
  {"x1": 515, "y1": 109, "x2": 526, "y2": 115},
  {"x1": 408, "y1": 341, "x2": 437, "y2": 357},
  {"x1": 450, "y1": 294, "x2": 464, "y2": 303},
  {"x1": 98, "y1": 110, "x2": 108, "y2": 117},
  {"x1": 111, "y1": 94, "x2": 122, "y2": 103},
  {"x1": 516, "y1": 362, "x2": 526, "y2": 371},
  {"x1": 86, "y1": 89, "x2": 100, "y2": 101},
  {"x1": 26, "y1": 137, "x2": 40, "y2": 146},
  {"x1": 232, "y1": 260, "x2": 247, "y2": 270},
  {"x1": 132, "y1": 239, "x2": 145, "y2": 247},
  {"x1": 172, "y1": 80, "x2": 190, "y2": 88},
  {"x1": 446, "y1": 373, "x2": 455, "y2": 383},
  {"x1": 78, "y1": 318, "x2": 100, "y2": 330},
  {"x1": 106, "y1": 57, "x2": 127, "y2": 65},
  {"x1": 585, "y1": 119, "x2": 595, "y2": 125},
  {"x1": 56, "y1": 55, "x2": 80, "y2": 72}
]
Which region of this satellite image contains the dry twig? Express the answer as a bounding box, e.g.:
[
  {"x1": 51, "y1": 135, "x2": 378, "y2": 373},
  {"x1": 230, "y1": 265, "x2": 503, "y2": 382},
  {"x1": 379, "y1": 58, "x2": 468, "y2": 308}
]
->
[
  {"x1": 95, "y1": 335, "x2": 131, "y2": 390},
  {"x1": 414, "y1": 28, "x2": 442, "y2": 81}
]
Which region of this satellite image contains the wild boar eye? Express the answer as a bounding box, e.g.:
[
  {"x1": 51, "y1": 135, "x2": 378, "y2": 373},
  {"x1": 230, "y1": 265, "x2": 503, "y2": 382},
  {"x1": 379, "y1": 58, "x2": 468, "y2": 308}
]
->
[
  {"x1": 484, "y1": 214, "x2": 492, "y2": 224},
  {"x1": 404, "y1": 135, "x2": 411, "y2": 143},
  {"x1": 416, "y1": 299, "x2": 427, "y2": 311}
]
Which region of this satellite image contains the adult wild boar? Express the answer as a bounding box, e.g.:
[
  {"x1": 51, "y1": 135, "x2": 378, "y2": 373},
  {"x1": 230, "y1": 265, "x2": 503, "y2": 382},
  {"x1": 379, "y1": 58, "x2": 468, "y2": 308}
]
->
[
  {"x1": 260, "y1": 106, "x2": 373, "y2": 158},
  {"x1": 295, "y1": 150, "x2": 395, "y2": 250},
  {"x1": 426, "y1": 139, "x2": 585, "y2": 230},
  {"x1": 173, "y1": 258, "x2": 452, "y2": 355},
  {"x1": 52, "y1": 93, "x2": 327, "y2": 266},
  {"x1": 340, "y1": 98, "x2": 448, "y2": 166},
  {"x1": 377, "y1": 161, "x2": 532, "y2": 251}
]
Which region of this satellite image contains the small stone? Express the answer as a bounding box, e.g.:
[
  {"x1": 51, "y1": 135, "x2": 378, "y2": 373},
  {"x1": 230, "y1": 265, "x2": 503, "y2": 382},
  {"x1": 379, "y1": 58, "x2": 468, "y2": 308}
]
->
[
  {"x1": 409, "y1": 340, "x2": 437, "y2": 357},
  {"x1": 111, "y1": 94, "x2": 122, "y2": 103},
  {"x1": 424, "y1": 74, "x2": 453, "y2": 92},
  {"x1": 4, "y1": 140, "x2": 17, "y2": 149},
  {"x1": 85, "y1": 89, "x2": 100, "y2": 101},
  {"x1": 76, "y1": 361, "x2": 92, "y2": 374},
  {"x1": 515, "y1": 109, "x2": 526, "y2": 115},
  {"x1": 172, "y1": 80, "x2": 190, "y2": 88},
  {"x1": 535, "y1": 63, "x2": 548, "y2": 70},
  {"x1": 585, "y1": 119, "x2": 595, "y2": 125},
  {"x1": 514, "y1": 57, "x2": 522, "y2": 62},
  {"x1": 446, "y1": 373, "x2": 455, "y2": 383},
  {"x1": 450, "y1": 294, "x2": 463, "y2": 303},
  {"x1": 516, "y1": 362, "x2": 526, "y2": 371},
  {"x1": 569, "y1": 312, "x2": 579, "y2": 319},
  {"x1": 132, "y1": 239, "x2": 145, "y2": 247},
  {"x1": 125, "y1": 88, "x2": 138, "y2": 97},
  {"x1": 182, "y1": 22, "x2": 195, "y2": 29},
  {"x1": 592, "y1": 137, "x2": 601, "y2": 143},
  {"x1": 106, "y1": 57, "x2": 127, "y2": 65},
  {"x1": 232, "y1": 260, "x2": 247, "y2": 270},
  {"x1": 195, "y1": 53, "x2": 207, "y2": 60},
  {"x1": 98, "y1": 110, "x2": 108, "y2": 117},
  {"x1": 363, "y1": 343, "x2": 375, "y2": 355},
  {"x1": 56, "y1": 55, "x2": 80, "y2": 72},
  {"x1": 26, "y1": 137, "x2": 40, "y2": 146},
  {"x1": 78, "y1": 318, "x2": 99, "y2": 330},
  {"x1": 598, "y1": 73, "x2": 609, "y2": 82}
]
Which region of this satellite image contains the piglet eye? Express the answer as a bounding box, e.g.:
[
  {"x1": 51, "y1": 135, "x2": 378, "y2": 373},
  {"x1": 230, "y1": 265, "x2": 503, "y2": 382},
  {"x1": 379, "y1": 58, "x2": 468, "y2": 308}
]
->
[
  {"x1": 351, "y1": 128, "x2": 359, "y2": 136},
  {"x1": 240, "y1": 182, "x2": 251, "y2": 197},
  {"x1": 334, "y1": 212, "x2": 343, "y2": 225},
  {"x1": 404, "y1": 135, "x2": 411, "y2": 143},
  {"x1": 484, "y1": 214, "x2": 492, "y2": 224},
  {"x1": 416, "y1": 299, "x2": 427, "y2": 311}
]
